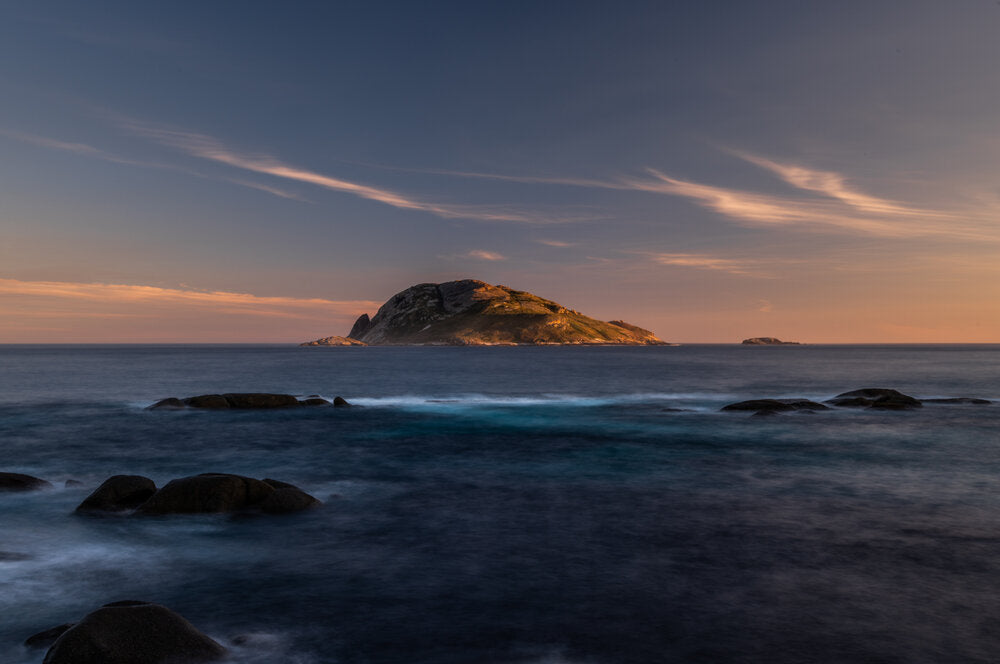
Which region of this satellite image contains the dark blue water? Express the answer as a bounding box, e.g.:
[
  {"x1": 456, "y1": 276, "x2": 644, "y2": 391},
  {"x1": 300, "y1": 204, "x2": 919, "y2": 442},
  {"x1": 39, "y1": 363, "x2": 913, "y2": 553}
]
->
[{"x1": 2, "y1": 345, "x2": 1000, "y2": 663}]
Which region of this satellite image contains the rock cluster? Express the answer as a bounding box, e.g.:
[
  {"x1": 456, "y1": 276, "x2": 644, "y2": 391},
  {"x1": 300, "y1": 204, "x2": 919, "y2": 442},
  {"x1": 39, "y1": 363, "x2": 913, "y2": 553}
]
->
[
  {"x1": 302, "y1": 279, "x2": 672, "y2": 346},
  {"x1": 148, "y1": 393, "x2": 350, "y2": 410},
  {"x1": 299, "y1": 336, "x2": 367, "y2": 347},
  {"x1": 74, "y1": 473, "x2": 321, "y2": 516},
  {"x1": 723, "y1": 387, "x2": 991, "y2": 415}
]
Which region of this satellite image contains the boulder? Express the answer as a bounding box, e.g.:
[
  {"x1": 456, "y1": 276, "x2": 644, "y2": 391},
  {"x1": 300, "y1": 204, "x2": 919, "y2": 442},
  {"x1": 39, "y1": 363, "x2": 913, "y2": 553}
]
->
[
  {"x1": 24, "y1": 624, "x2": 74, "y2": 650},
  {"x1": 41, "y1": 601, "x2": 226, "y2": 663},
  {"x1": 0, "y1": 472, "x2": 52, "y2": 492},
  {"x1": 182, "y1": 394, "x2": 231, "y2": 409},
  {"x1": 827, "y1": 388, "x2": 922, "y2": 410},
  {"x1": 722, "y1": 399, "x2": 829, "y2": 413},
  {"x1": 135, "y1": 473, "x2": 319, "y2": 515},
  {"x1": 76, "y1": 475, "x2": 157, "y2": 513},
  {"x1": 333, "y1": 396, "x2": 351, "y2": 407},
  {"x1": 300, "y1": 397, "x2": 331, "y2": 406}
]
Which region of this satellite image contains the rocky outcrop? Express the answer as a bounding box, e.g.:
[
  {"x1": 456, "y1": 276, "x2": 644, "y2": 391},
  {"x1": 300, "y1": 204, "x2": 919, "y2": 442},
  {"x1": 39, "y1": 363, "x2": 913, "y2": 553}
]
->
[
  {"x1": 135, "y1": 473, "x2": 320, "y2": 515},
  {"x1": 826, "y1": 388, "x2": 922, "y2": 410},
  {"x1": 148, "y1": 393, "x2": 341, "y2": 410},
  {"x1": 76, "y1": 475, "x2": 157, "y2": 514},
  {"x1": 721, "y1": 399, "x2": 829, "y2": 413},
  {"x1": 741, "y1": 337, "x2": 801, "y2": 345},
  {"x1": 40, "y1": 601, "x2": 226, "y2": 663},
  {"x1": 320, "y1": 279, "x2": 671, "y2": 346},
  {"x1": 0, "y1": 472, "x2": 52, "y2": 492},
  {"x1": 299, "y1": 336, "x2": 367, "y2": 347},
  {"x1": 348, "y1": 313, "x2": 372, "y2": 339}
]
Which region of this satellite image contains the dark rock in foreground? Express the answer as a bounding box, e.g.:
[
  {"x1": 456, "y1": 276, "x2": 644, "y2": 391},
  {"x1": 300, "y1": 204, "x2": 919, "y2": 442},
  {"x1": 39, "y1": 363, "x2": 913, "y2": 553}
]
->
[
  {"x1": 827, "y1": 388, "x2": 922, "y2": 410},
  {"x1": 0, "y1": 472, "x2": 53, "y2": 492},
  {"x1": 24, "y1": 624, "x2": 73, "y2": 650},
  {"x1": 741, "y1": 337, "x2": 801, "y2": 345},
  {"x1": 41, "y1": 601, "x2": 226, "y2": 663},
  {"x1": 135, "y1": 473, "x2": 319, "y2": 516},
  {"x1": 722, "y1": 399, "x2": 829, "y2": 413},
  {"x1": 76, "y1": 475, "x2": 157, "y2": 514},
  {"x1": 149, "y1": 393, "x2": 346, "y2": 410}
]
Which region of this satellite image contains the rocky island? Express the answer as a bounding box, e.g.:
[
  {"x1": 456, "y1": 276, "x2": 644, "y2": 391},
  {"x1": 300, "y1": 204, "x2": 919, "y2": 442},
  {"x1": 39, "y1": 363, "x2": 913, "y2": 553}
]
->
[
  {"x1": 741, "y1": 337, "x2": 801, "y2": 345},
  {"x1": 302, "y1": 279, "x2": 672, "y2": 346}
]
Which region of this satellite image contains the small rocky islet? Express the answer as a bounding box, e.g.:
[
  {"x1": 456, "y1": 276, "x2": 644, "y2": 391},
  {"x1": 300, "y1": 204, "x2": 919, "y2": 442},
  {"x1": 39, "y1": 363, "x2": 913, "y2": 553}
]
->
[
  {"x1": 301, "y1": 279, "x2": 672, "y2": 346},
  {"x1": 148, "y1": 392, "x2": 351, "y2": 410}
]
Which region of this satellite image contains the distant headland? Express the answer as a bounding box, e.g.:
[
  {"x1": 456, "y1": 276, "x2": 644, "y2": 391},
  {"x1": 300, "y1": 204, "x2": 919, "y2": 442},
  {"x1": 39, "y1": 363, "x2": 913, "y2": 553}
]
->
[
  {"x1": 741, "y1": 337, "x2": 801, "y2": 345},
  {"x1": 302, "y1": 279, "x2": 673, "y2": 346}
]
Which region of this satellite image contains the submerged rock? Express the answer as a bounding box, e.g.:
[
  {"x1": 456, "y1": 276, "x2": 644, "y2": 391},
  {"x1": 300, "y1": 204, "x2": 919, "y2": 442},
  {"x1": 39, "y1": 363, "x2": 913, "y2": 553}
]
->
[
  {"x1": 0, "y1": 472, "x2": 52, "y2": 492},
  {"x1": 135, "y1": 473, "x2": 319, "y2": 515},
  {"x1": 722, "y1": 399, "x2": 829, "y2": 413},
  {"x1": 76, "y1": 475, "x2": 157, "y2": 514},
  {"x1": 41, "y1": 601, "x2": 226, "y2": 663},
  {"x1": 827, "y1": 388, "x2": 922, "y2": 410}
]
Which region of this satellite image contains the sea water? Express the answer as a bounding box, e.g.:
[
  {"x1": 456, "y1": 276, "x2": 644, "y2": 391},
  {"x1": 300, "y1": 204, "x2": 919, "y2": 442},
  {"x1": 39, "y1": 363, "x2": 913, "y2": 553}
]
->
[{"x1": 2, "y1": 344, "x2": 1000, "y2": 663}]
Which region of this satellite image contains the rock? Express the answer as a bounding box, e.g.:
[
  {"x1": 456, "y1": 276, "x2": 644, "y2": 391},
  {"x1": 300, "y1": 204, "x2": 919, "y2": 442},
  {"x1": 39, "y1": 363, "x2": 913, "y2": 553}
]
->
[
  {"x1": 311, "y1": 279, "x2": 672, "y2": 346},
  {"x1": 751, "y1": 409, "x2": 781, "y2": 418},
  {"x1": 333, "y1": 396, "x2": 351, "y2": 407},
  {"x1": 41, "y1": 601, "x2": 226, "y2": 663},
  {"x1": 348, "y1": 313, "x2": 372, "y2": 339},
  {"x1": 299, "y1": 336, "x2": 367, "y2": 347},
  {"x1": 24, "y1": 623, "x2": 74, "y2": 650},
  {"x1": 135, "y1": 473, "x2": 319, "y2": 515},
  {"x1": 182, "y1": 394, "x2": 231, "y2": 409},
  {"x1": 923, "y1": 397, "x2": 992, "y2": 405},
  {"x1": 150, "y1": 393, "x2": 333, "y2": 410},
  {"x1": 148, "y1": 397, "x2": 185, "y2": 410},
  {"x1": 76, "y1": 475, "x2": 157, "y2": 513},
  {"x1": 741, "y1": 337, "x2": 801, "y2": 345},
  {"x1": 722, "y1": 399, "x2": 829, "y2": 413},
  {"x1": 65, "y1": 479, "x2": 85, "y2": 488},
  {"x1": 0, "y1": 472, "x2": 52, "y2": 492},
  {"x1": 827, "y1": 388, "x2": 922, "y2": 410}
]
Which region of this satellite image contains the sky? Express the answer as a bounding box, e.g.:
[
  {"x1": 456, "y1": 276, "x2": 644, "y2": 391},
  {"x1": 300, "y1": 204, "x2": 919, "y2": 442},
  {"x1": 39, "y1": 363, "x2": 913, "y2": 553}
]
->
[{"x1": 1, "y1": 0, "x2": 999, "y2": 343}]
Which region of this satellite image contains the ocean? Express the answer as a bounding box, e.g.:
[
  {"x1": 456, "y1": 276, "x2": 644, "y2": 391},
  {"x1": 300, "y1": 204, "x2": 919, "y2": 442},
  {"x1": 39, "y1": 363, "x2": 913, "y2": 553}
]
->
[{"x1": 2, "y1": 344, "x2": 1000, "y2": 663}]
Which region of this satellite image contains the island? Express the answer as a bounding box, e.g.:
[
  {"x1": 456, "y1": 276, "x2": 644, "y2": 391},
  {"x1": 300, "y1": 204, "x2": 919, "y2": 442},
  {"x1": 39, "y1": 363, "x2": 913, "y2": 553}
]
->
[
  {"x1": 301, "y1": 279, "x2": 672, "y2": 346},
  {"x1": 741, "y1": 337, "x2": 801, "y2": 345}
]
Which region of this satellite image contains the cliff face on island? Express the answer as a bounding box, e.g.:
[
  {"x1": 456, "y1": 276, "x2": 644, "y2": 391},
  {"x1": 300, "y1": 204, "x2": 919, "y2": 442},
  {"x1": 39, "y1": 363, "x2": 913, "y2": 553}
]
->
[{"x1": 304, "y1": 279, "x2": 671, "y2": 346}]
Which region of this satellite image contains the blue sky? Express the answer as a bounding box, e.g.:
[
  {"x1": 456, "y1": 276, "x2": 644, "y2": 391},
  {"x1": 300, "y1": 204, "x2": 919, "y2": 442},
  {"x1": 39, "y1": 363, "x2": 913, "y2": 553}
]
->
[{"x1": 2, "y1": 1, "x2": 999, "y2": 342}]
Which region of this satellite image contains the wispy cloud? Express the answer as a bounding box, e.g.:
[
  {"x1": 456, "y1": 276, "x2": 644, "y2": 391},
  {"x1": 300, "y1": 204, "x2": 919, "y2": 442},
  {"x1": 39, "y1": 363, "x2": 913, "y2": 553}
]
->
[
  {"x1": 536, "y1": 239, "x2": 575, "y2": 247},
  {"x1": 0, "y1": 128, "x2": 306, "y2": 201},
  {"x1": 644, "y1": 252, "x2": 767, "y2": 276},
  {"x1": 395, "y1": 152, "x2": 996, "y2": 241},
  {"x1": 465, "y1": 250, "x2": 506, "y2": 261},
  {"x1": 0, "y1": 278, "x2": 378, "y2": 320},
  {"x1": 118, "y1": 120, "x2": 588, "y2": 223}
]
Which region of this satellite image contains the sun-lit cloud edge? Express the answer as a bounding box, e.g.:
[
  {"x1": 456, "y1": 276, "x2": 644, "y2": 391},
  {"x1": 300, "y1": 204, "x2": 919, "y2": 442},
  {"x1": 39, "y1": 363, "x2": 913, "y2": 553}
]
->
[{"x1": 0, "y1": 278, "x2": 379, "y2": 319}]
